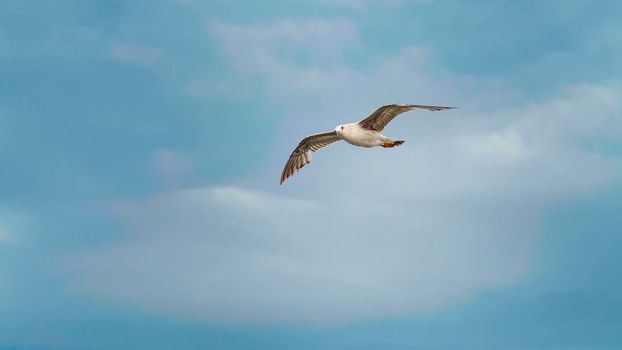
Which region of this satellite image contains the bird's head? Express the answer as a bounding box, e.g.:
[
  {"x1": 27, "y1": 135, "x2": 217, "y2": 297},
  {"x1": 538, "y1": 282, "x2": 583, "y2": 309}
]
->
[{"x1": 335, "y1": 124, "x2": 346, "y2": 134}]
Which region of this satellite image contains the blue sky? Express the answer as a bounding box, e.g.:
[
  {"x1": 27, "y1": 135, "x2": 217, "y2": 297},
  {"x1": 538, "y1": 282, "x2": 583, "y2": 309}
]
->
[{"x1": 1, "y1": 0, "x2": 622, "y2": 349}]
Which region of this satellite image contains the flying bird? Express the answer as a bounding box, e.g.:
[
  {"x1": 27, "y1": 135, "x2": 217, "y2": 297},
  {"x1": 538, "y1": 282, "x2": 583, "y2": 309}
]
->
[{"x1": 280, "y1": 104, "x2": 455, "y2": 184}]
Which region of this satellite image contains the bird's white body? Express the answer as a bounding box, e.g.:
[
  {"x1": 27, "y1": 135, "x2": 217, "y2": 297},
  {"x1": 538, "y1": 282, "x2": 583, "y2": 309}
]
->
[{"x1": 335, "y1": 123, "x2": 388, "y2": 147}]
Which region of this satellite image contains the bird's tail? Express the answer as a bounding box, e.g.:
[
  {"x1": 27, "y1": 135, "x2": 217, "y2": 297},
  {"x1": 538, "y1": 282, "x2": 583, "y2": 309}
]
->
[{"x1": 382, "y1": 140, "x2": 405, "y2": 148}]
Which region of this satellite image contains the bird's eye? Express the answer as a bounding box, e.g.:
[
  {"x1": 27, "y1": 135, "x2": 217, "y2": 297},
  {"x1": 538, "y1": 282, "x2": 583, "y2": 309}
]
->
[{"x1": 340, "y1": 126, "x2": 344, "y2": 130}]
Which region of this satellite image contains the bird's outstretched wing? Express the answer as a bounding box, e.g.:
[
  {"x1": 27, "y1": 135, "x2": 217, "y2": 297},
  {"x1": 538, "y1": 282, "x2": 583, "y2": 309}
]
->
[
  {"x1": 280, "y1": 131, "x2": 342, "y2": 185},
  {"x1": 358, "y1": 104, "x2": 455, "y2": 132}
]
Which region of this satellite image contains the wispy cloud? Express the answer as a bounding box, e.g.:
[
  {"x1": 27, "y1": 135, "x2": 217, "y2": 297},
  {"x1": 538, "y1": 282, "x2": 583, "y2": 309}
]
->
[
  {"x1": 208, "y1": 18, "x2": 359, "y2": 73},
  {"x1": 0, "y1": 226, "x2": 10, "y2": 243},
  {"x1": 64, "y1": 185, "x2": 533, "y2": 323},
  {"x1": 319, "y1": 0, "x2": 431, "y2": 10},
  {"x1": 208, "y1": 18, "x2": 514, "y2": 117},
  {"x1": 152, "y1": 148, "x2": 196, "y2": 186},
  {"x1": 0, "y1": 26, "x2": 8, "y2": 57},
  {"x1": 112, "y1": 42, "x2": 162, "y2": 65}
]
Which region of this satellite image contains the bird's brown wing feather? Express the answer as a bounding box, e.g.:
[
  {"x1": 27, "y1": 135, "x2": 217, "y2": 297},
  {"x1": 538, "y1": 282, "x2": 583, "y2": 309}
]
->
[
  {"x1": 280, "y1": 131, "x2": 342, "y2": 185},
  {"x1": 358, "y1": 104, "x2": 455, "y2": 132}
]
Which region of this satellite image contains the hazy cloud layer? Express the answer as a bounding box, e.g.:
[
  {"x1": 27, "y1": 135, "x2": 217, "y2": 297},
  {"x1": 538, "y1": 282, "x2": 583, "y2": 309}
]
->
[
  {"x1": 63, "y1": 18, "x2": 622, "y2": 323},
  {"x1": 0, "y1": 26, "x2": 8, "y2": 57},
  {"x1": 0, "y1": 226, "x2": 10, "y2": 243},
  {"x1": 63, "y1": 85, "x2": 622, "y2": 322},
  {"x1": 209, "y1": 18, "x2": 359, "y2": 73},
  {"x1": 112, "y1": 42, "x2": 162, "y2": 65},
  {"x1": 208, "y1": 17, "x2": 515, "y2": 121},
  {"x1": 318, "y1": 0, "x2": 432, "y2": 9},
  {"x1": 151, "y1": 148, "x2": 196, "y2": 186}
]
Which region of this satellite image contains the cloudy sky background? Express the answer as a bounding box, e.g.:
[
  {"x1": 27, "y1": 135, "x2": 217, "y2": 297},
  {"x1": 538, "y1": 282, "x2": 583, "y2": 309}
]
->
[{"x1": 1, "y1": 0, "x2": 622, "y2": 349}]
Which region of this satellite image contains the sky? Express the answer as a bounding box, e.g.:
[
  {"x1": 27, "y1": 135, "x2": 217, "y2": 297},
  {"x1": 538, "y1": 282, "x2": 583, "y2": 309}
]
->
[{"x1": 1, "y1": 0, "x2": 622, "y2": 349}]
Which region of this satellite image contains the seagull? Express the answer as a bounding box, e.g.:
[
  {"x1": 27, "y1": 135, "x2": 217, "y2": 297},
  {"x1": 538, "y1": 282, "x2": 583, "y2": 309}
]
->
[{"x1": 280, "y1": 104, "x2": 455, "y2": 185}]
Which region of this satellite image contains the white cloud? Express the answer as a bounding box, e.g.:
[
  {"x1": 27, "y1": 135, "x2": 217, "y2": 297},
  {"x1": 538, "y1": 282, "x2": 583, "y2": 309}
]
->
[
  {"x1": 151, "y1": 148, "x2": 195, "y2": 186},
  {"x1": 0, "y1": 226, "x2": 10, "y2": 243},
  {"x1": 208, "y1": 18, "x2": 515, "y2": 118},
  {"x1": 64, "y1": 185, "x2": 534, "y2": 323},
  {"x1": 64, "y1": 84, "x2": 622, "y2": 323},
  {"x1": 63, "y1": 19, "x2": 622, "y2": 324},
  {"x1": 208, "y1": 18, "x2": 359, "y2": 75},
  {"x1": 319, "y1": 0, "x2": 431, "y2": 10},
  {"x1": 165, "y1": 0, "x2": 194, "y2": 6},
  {"x1": 112, "y1": 42, "x2": 162, "y2": 65},
  {"x1": 0, "y1": 211, "x2": 33, "y2": 244},
  {"x1": 0, "y1": 26, "x2": 8, "y2": 57}
]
